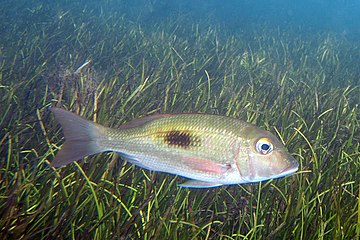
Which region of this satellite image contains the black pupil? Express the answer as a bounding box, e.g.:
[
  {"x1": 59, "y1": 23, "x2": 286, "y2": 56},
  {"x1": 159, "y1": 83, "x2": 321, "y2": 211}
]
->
[{"x1": 261, "y1": 144, "x2": 270, "y2": 151}]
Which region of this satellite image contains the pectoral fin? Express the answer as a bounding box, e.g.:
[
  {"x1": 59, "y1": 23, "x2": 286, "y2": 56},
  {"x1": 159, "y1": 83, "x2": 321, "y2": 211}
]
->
[
  {"x1": 178, "y1": 180, "x2": 223, "y2": 188},
  {"x1": 183, "y1": 157, "x2": 232, "y2": 175}
]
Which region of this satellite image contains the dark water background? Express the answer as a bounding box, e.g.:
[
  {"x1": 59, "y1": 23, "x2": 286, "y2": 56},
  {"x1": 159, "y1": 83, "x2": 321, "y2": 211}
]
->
[
  {"x1": 2, "y1": 0, "x2": 360, "y2": 86},
  {"x1": 132, "y1": 0, "x2": 360, "y2": 37},
  {"x1": 2, "y1": 0, "x2": 360, "y2": 37}
]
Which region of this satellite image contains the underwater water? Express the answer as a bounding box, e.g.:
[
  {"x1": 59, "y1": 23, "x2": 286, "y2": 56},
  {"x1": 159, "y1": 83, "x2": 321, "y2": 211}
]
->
[{"x1": 0, "y1": 0, "x2": 359, "y2": 239}]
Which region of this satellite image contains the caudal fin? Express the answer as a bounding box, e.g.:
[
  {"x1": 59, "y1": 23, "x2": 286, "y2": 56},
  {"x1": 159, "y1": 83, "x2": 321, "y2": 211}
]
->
[{"x1": 50, "y1": 107, "x2": 106, "y2": 167}]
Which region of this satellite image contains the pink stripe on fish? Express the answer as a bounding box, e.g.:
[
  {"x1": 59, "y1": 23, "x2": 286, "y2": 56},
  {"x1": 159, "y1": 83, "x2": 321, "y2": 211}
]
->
[{"x1": 183, "y1": 157, "x2": 231, "y2": 175}]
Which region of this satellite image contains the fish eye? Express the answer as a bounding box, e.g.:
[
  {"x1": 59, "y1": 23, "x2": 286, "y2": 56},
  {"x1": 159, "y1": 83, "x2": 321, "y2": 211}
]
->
[{"x1": 255, "y1": 138, "x2": 273, "y2": 155}]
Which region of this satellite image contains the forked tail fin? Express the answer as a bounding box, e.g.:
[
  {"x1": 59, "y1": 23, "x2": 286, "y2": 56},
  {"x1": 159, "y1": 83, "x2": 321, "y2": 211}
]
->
[{"x1": 50, "y1": 108, "x2": 106, "y2": 167}]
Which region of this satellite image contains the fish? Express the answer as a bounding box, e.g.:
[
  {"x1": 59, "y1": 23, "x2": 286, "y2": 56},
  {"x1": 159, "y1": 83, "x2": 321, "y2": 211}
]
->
[{"x1": 50, "y1": 107, "x2": 298, "y2": 188}]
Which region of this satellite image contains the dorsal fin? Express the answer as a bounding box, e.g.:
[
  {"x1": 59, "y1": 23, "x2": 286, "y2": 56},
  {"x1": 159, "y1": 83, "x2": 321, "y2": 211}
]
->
[{"x1": 119, "y1": 114, "x2": 172, "y2": 129}]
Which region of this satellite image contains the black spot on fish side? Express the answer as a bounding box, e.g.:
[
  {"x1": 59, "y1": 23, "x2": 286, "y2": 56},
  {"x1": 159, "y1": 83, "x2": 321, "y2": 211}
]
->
[{"x1": 163, "y1": 130, "x2": 200, "y2": 148}]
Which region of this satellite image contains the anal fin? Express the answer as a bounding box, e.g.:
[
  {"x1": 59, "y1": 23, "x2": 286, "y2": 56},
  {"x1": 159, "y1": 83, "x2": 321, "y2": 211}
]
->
[{"x1": 178, "y1": 180, "x2": 222, "y2": 188}]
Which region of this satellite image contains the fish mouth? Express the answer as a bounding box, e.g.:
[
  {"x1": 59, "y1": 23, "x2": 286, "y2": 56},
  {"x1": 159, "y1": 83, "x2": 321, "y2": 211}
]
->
[
  {"x1": 245, "y1": 153, "x2": 299, "y2": 182},
  {"x1": 282, "y1": 165, "x2": 298, "y2": 175},
  {"x1": 246, "y1": 164, "x2": 298, "y2": 183},
  {"x1": 276, "y1": 153, "x2": 299, "y2": 177},
  {"x1": 275, "y1": 161, "x2": 299, "y2": 179}
]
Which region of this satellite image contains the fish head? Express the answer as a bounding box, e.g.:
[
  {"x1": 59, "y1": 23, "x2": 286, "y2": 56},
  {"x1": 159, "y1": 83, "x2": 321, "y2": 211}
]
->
[{"x1": 238, "y1": 125, "x2": 299, "y2": 182}]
